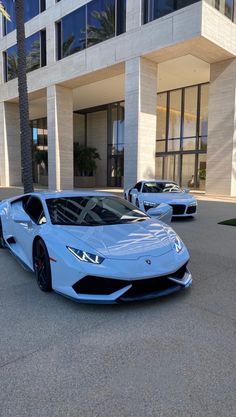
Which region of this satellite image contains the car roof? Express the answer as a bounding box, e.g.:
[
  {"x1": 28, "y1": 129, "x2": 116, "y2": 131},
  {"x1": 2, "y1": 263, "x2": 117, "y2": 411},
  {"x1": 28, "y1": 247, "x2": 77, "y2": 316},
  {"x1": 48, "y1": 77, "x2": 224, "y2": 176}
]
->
[
  {"x1": 9, "y1": 190, "x2": 116, "y2": 202},
  {"x1": 141, "y1": 180, "x2": 178, "y2": 184}
]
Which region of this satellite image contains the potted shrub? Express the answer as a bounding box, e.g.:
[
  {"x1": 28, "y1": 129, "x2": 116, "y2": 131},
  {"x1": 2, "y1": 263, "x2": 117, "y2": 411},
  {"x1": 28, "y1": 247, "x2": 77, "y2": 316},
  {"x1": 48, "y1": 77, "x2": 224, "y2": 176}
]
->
[
  {"x1": 74, "y1": 143, "x2": 100, "y2": 188},
  {"x1": 34, "y1": 149, "x2": 48, "y2": 186}
]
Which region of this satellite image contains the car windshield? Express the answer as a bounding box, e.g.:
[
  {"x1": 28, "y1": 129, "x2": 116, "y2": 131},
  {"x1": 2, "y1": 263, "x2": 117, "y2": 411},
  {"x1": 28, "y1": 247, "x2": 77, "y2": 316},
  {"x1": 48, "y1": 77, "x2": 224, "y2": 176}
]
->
[
  {"x1": 142, "y1": 182, "x2": 182, "y2": 193},
  {"x1": 46, "y1": 196, "x2": 149, "y2": 226}
]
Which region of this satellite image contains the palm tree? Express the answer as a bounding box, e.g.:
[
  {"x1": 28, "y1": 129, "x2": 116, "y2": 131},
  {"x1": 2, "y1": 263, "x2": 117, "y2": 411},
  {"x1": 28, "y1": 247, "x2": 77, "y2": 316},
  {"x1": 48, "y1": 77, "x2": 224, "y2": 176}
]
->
[{"x1": 0, "y1": 1, "x2": 34, "y2": 193}]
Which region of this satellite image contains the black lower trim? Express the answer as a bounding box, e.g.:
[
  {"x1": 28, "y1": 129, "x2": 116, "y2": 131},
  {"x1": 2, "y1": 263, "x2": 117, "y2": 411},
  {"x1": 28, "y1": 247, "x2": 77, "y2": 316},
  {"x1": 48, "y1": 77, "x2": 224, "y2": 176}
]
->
[
  {"x1": 72, "y1": 263, "x2": 188, "y2": 296},
  {"x1": 170, "y1": 204, "x2": 186, "y2": 215}
]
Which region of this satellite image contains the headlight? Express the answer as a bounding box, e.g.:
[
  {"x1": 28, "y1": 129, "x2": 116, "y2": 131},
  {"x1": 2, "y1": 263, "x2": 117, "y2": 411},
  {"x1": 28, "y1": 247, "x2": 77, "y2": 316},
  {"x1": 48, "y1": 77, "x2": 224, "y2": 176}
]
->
[
  {"x1": 67, "y1": 247, "x2": 104, "y2": 264},
  {"x1": 168, "y1": 231, "x2": 184, "y2": 253},
  {"x1": 143, "y1": 201, "x2": 159, "y2": 209},
  {"x1": 188, "y1": 201, "x2": 197, "y2": 207},
  {"x1": 173, "y1": 235, "x2": 183, "y2": 253}
]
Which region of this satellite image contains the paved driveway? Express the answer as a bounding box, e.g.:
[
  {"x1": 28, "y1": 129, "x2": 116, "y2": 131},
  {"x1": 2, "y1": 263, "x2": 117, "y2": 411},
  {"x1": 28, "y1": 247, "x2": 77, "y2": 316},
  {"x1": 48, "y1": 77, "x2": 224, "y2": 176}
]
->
[{"x1": 0, "y1": 200, "x2": 235, "y2": 417}]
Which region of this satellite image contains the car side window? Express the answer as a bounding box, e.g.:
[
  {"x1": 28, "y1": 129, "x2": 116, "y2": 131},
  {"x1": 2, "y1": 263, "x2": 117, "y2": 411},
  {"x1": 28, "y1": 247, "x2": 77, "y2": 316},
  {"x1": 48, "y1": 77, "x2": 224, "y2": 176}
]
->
[
  {"x1": 24, "y1": 197, "x2": 46, "y2": 225},
  {"x1": 134, "y1": 182, "x2": 142, "y2": 192}
]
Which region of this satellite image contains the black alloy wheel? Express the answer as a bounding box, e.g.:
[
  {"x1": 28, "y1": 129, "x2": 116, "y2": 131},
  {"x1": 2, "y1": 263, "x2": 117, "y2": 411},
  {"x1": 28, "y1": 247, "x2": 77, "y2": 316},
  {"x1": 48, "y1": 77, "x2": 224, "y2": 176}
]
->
[
  {"x1": 0, "y1": 218, "x2": 5, "y2": 248},
  {"x1": 33, "y1": 239, "x2": 52, "y2": 292}
]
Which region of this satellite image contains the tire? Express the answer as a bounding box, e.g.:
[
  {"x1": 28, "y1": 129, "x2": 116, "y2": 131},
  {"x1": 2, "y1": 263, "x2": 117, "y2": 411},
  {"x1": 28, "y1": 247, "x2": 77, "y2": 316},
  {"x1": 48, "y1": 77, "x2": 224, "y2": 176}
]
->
[
  {"x1": 0, "y1": 218, "x2": 5, "y2": 248},
  {"x1": 33, "y1": 239, "x2": 52, "y2": 292}
]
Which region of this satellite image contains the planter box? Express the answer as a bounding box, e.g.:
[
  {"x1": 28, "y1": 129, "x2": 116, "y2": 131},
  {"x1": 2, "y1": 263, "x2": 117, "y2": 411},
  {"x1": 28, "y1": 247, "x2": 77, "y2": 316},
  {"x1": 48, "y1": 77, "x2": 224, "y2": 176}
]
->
[{"x1": 74, "y1": 176, "x2": 96, "y2": 188}]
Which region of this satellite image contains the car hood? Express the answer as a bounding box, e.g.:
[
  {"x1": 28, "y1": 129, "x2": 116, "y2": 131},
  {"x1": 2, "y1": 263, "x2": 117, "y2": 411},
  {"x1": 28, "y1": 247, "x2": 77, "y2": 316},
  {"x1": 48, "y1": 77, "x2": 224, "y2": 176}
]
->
[
  {"x1": 60, "y1": 220, "x2": 173, "y2": 260},
  {"x1": 140, "y1": 192, "x2": 196, "y2": 204}
]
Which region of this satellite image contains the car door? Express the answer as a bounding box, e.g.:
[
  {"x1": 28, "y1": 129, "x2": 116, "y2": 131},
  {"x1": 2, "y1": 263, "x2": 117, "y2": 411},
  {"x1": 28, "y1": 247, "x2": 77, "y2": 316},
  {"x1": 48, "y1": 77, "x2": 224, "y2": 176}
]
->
[{"x1": 12, "y1": 196, "x2": 46, "y2": 267}]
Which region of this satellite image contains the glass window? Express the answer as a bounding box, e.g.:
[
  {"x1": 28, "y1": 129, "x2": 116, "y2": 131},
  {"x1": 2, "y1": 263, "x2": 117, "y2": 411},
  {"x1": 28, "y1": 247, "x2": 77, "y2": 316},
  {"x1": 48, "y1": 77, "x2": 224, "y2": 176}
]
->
[
  {"x1": 2, "y1": 0, "x2": 45, "y2": 35},
  {"x1": 157, "y1": 92, "x2": 167, "y2": 140},
  {"x1": 181, "y1": 154, "x2": 196, "y2": 188},
  {"x1": 156, "y1": 140, "x2": 166, "y2": 152},
  {"x1": 60, "y1": 7, "x2": 86, "y2": 59},
  {"x1": 87, "y1": 0, "x2": 116, "y2": 47},
  {"x1": 155, "y1": 157, "x2": 163, "y2": 179},
  {"x1": 142, "y1": 181, "x2": 181, "y2": 193},
  {"x1": 199, "y1": 84, "x2": 209, "y2": 137},
  {"x1": 46, "y1": 196, "x2": 148, "y2": 226},
  {"x1": 143, "y1": 0, "x2": 233, "y2": 23},
  {"x1": 4, "y1": 30, "x2": 46, "y2": 82},
  {"x1": 5, "y1": 44, "x2": 18, "y2": 81},
  {"x1": 167, "y1": 139, "x2": 180, "y2": 152},
  {"x1": 197, "y1": 154, "x2": 206, "y2": 190},
  {"x1": 24, "y1": 196, "x2": 46, "y2": 225},
  {"x1": 152, "y1": 0, "x2": 175, "y2": 20},
  {"x1": 117, "y1": 0, "x2": 126, "y2": 35},
  {"x1": 182, "y1": 137, "x2": 196, "y2": 151},
  {"x1": 164, "y1": 155, "x2": 180, "y2": 183},
  {"x1": 168, "y1": 90, "x2": 181, "y2": 139},
  {"x1": 25, "y1": 32, "x2": 41, "y2": 73},
  {"x1": 183, "y1": 86, "x2": 197, "y2": 138}
]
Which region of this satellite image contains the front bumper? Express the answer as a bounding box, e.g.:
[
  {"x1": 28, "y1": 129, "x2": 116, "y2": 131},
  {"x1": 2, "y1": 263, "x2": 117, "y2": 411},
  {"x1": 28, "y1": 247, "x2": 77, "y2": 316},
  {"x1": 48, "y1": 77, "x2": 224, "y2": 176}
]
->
[
  {"x1": 170, "y1": 203, "x2": 197, "y2": 217},
  {"x1": 54, "y1": 263, "x2": 192, "y2": 304}
]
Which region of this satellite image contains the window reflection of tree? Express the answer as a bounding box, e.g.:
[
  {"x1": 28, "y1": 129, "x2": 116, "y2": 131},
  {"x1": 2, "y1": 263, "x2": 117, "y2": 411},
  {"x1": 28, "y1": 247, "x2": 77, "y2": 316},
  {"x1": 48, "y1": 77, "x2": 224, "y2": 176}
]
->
[
  {"x1": 7, "y1": 53, "x2": 18, "y2": 80},
  {"x1": 87, "y1": 3, "x2": 115, "y2": 47},
  {"x1": 26, "y1": 40, "x2": 40, "y2": 72}
]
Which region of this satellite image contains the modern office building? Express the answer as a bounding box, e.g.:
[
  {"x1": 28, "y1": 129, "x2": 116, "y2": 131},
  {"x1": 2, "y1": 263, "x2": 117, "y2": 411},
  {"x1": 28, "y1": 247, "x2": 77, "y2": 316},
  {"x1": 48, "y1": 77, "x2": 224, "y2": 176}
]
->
[{"x1": 0, "y1": 0, "x2": 235, "y2": 196}]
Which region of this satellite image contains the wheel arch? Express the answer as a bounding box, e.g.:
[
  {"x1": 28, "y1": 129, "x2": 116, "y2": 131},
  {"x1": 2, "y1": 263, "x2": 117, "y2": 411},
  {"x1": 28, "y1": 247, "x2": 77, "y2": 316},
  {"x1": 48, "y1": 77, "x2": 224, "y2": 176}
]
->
[{"x1": 32, "y1": 235, "x2": 44, "y2": 262}]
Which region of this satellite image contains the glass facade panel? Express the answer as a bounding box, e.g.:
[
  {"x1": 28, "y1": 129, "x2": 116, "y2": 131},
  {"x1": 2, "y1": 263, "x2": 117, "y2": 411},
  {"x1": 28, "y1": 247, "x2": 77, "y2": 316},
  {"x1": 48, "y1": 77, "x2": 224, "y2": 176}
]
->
[
  {"x1": 4, "y1": 31, "x2": 46, "y2": 82},
  {"x1": 87, "y1": 0, "x2": 115, "y2": 47},
  {"x1": 25, "y1": 32, "x2": 41, "y2": 73},
  {"x1": 155, "y1": 157, "x2": 163, "y2": 178},
  {"x1": 183, "y1": 87, "x2": 197, "y2": 138},
  {"x1": 157, "y1": 93, "x2": 167, "y2": 139},
  {"x1": 5, "y1": 44, "x2": 18, "y2": 81},
  {"x1": 181, "y1": 154, "x2": 196, "y2": 188},
  {"x1": 164, "y1": 155, "x2": 180, "y2": 183},
  {"x1": 61, "y1": 7, "x2": 86, "y2": 58},
  {"x1": 31, "y1": 118, "x2": 48, "y2": 185},
  {"x1": 117, "y1": 0, "x2": 126, "y2": 35},
  {"x1": 57, "y1": 0, "x2": 126, "y2": 60},
  {"x1": 197, "y1": 154, "x2": 207, "y2": 190},
  {"x1": 156, "y1": 83, "x2": 209, "y2": 190},
  {"x1": 108, "y1": 102, "x2": 125, "y2": 186},
  {"x1": 199, "y1": 84, "x2": 209, "y2": 138},
  {"x1": 168, "y1": 139, "x2": 180, "y2": 152},
  {"x1": 2, "y1": 0, "x2": 45, "y2": 35},
  {"x1": 156, "y1": 140, "x2": 166, "y2": 152},
  {"x1": 182, "y1": 137, "x2": 196, "y2": 151},
  {"x1": 142, "y1": 0, "x2": 235, "y2": 23},
  {"x1": 168, "y1": 90, "x2": 181, "y2": 139}
]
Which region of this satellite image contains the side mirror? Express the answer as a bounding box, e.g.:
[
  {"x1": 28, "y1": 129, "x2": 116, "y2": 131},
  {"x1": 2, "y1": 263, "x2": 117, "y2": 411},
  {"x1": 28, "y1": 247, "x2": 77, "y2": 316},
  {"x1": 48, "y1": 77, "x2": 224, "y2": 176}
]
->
[
  {"x1": 147, "y1": 207, "x2": 162, "y2": 216},
  {"x1": 13, "y1": 211, "x2": 32, "y2": 226},
  {"x1": 130, "y1": 188, "x2": 138, "y2": 194},
  {"x1": 183, "y1": 188, "x2": 190, "y2": 193}
]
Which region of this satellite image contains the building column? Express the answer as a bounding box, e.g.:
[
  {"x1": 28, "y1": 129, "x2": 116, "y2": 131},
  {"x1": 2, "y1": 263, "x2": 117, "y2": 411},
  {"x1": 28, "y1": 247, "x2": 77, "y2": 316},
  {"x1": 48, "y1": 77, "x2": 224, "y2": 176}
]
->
[
  {"x1": 124, "y1": 57, "x2": 157, "y2": 189},
  {"x1": 47, "y1": 85, "x2": 74, "y2": 190},
  {"x1": 126, "y1": 0, "x2": 142, "y2": 31},
  {"x1": 206, "y1": 58, "x2": 236, "y2": 196},
  {"x1": 0, "y1": 102, "x2": 21, "y2": 187}
]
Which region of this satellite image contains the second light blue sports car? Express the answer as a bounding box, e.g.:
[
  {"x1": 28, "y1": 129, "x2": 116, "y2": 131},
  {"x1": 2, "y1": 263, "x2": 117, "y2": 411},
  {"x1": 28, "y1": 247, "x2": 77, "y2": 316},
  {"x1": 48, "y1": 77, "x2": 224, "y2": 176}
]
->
[{"x1": 125, "y1": 180, "x2": 197, "y2": 217}]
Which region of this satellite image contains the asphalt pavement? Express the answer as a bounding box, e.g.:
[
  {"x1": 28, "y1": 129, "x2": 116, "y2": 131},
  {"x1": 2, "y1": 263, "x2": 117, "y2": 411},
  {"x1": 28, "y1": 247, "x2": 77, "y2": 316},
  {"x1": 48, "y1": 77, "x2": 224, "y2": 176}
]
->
[{"x1": 0, "y1": 199, "x2": 235, "y2": 417}]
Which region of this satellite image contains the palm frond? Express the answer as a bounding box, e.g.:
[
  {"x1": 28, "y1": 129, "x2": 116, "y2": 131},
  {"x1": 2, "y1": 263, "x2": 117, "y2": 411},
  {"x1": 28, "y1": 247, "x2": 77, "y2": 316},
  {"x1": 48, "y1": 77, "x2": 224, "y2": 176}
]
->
[{"x1": 0, "y1": 2, "x2": 11, "y2": 20}]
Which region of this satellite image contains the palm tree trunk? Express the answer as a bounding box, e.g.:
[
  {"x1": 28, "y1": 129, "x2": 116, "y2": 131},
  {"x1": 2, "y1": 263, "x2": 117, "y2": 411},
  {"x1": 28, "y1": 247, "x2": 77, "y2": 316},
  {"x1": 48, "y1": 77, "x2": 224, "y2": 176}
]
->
[{"x1": 15, "y1": 0, "x2": 34, "y2": 193}]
